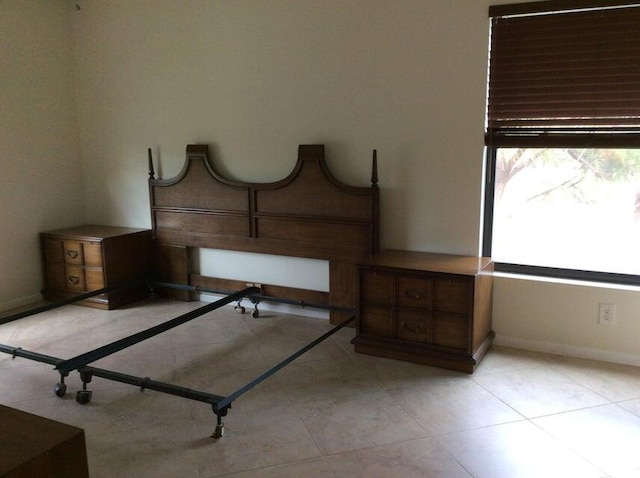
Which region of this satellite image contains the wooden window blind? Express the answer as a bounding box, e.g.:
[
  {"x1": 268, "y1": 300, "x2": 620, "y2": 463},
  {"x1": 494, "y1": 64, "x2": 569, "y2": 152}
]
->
[{"x1": 486, "y1": 1, "x2": 640, "y2": 145}]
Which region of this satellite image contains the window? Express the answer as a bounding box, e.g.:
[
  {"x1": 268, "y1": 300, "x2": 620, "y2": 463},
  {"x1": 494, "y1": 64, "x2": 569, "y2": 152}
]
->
[{"x1": 483, "y1": 1, "x2": 640, "y2": 285}]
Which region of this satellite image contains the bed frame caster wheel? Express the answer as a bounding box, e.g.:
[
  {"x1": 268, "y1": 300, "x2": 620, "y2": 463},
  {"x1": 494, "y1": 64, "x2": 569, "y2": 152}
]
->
[
  {"x1": 252, "y1": 308, "x2": 259, "y2": 318},
  {"x1": 211, "y1": 405, "x2": 228, "y2": 439},
  {"x1": 53, "y1": 382, "x2": 67, "y2": 397},
  {"x1": 76, "y1": 390, "x2": 92, "y2": 404},
  {"x1": 211, "y1": 423, "x2": 224, "y2": 439},
  {"x1": 234, "y1": 304, "x2": 246, "y2": 314}
]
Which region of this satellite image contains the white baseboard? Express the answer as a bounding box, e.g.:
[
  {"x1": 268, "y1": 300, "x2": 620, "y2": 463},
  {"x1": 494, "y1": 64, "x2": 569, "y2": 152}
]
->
[
  {"x1": 494, "y1": 334, "x2": 640, "y2": 367},
  {"x1": 198, "y1": 293, "x2": 330, "y2": 320},
  {"x1": 198, "y1": 298, "x2": 640, "y2": 367},
  {"x1": 0, "y1": 293, "x2": 43, "y2": 315}
]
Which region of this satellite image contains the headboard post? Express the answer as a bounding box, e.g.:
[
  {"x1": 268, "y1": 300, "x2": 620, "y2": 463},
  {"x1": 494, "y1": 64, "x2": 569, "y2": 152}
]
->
[
  {"x1": 147, "y1": 148, "x2": 155, "y2": 180},
  {"x1": 371, "y1": 149, "x2": 380, "y2": 255},
  {"x1": 371, "y1": 149, "x2": 379, "y2": 188}
]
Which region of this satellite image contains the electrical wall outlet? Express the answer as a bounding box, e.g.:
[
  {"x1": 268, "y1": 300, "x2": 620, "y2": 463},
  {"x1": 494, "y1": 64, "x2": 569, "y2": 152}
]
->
[{"x1": 598, "y1": 303, "x2": 616, "y2": 325}]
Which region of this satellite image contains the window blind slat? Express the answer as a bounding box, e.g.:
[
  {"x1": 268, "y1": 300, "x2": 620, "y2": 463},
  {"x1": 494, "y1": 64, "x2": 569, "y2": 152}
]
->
[
  {"x1": 491, "y1": 65, "x2": 640, "y2": 82},
  {"x1": 492, "y1": 48, "x2": 640, "y2": 65},
  {"x1": 491, "y1": 83, "x2": 640, "y2": 98}
]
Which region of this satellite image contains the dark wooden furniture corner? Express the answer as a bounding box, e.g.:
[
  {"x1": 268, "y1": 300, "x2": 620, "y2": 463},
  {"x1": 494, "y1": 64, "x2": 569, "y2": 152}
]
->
[{"x1": 0, "y1": 404, "x2": 89, "y2": 478}]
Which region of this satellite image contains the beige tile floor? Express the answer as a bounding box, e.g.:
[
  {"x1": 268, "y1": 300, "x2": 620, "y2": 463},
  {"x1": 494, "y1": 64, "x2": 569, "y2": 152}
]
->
[{"x1": 1, "y1": 298, "x2": 640, "y2": 477}]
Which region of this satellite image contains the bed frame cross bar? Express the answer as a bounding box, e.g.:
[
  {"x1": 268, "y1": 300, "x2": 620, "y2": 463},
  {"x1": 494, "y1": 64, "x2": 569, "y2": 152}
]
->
[
  {"x1": 55, "y1": 286, "x2": 259, "y2": 375},
  {"x1": 215, "y1": 314, "x2": 355, "y2": 412}
]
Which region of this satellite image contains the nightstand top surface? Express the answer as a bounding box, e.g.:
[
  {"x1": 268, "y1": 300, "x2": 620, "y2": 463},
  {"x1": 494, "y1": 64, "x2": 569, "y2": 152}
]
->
[
  {"x1": 41, "y1": 225, "x2": 150, "y2": 240},
  {"x1": 363, "y1": 249, "x2": 493, "y2": 276}
]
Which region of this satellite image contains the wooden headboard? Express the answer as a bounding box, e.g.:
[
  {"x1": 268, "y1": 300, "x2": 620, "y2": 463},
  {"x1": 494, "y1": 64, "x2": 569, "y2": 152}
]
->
[{"x1": 148, "y1": 144, "x2": 380, "y2": 323}]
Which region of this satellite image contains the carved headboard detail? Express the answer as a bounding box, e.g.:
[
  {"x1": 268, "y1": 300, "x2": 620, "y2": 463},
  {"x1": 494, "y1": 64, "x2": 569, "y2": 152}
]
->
[{"x1": 148, "y1": 144, "x2": 380, "y2": 323}]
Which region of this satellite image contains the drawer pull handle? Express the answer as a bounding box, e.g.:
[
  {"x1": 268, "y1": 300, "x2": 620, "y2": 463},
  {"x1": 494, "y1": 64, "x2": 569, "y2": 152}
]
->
[
  {"x1": 404, "y1": 289, "x2": 424, "y2": 300},
  {"x1": 66, "y1": 250, "x2": 78, "y2": 259},
  {"x1": 68, "y1": 276, "x2": 80, "y2": 285},
  {"x1": 401, "y1": 321, "x2": 423, "y2": 333}
]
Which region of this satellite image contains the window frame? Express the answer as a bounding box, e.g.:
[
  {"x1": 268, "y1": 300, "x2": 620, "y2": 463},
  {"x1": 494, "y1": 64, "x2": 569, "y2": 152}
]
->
[
  {"x1": 482, "y1": 143, "x2": 640, "y2": 287},
  {"x1": 483, "y1": 1, "x2": 640, "y2": 286}
]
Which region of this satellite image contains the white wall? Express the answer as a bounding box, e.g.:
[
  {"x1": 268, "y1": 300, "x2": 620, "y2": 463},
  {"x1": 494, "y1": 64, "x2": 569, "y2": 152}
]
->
[
  {"x1": 69, "y1": 0, "x2": 490, "y2": 254},
  {"x1": 2, "y1": 0, "x2": 638, "y2": 365},
  {"x1": 0, "y1": 0, "x2": 84, "y2": 310},
  {"x1": 494, "y1": 275, "x2": 640, "y2": 366}
]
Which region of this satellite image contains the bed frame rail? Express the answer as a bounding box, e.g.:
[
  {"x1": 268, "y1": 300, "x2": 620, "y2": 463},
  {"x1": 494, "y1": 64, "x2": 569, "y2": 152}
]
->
[{"x1": 0, "y1": 282, "x2": 354, "y2": 438}]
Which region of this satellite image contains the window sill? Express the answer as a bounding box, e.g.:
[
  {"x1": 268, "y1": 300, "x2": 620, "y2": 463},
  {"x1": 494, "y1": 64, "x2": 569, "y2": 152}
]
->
[{"x1": 493, "y1": 270, "x2": 640, "y2": 292}]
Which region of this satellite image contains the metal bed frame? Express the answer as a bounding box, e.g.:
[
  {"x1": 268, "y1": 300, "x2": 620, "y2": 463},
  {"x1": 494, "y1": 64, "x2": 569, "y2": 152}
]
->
[{"x1": 0, "y1": 282, "x2": 355, "y2": 438}]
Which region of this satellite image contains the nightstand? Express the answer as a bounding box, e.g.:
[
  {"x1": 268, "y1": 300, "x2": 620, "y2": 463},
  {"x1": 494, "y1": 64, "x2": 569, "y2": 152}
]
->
[
  {"x1": 40, "y1": 225, "x2": 152, "y2": 309},
  {"x1": 353, "y1": 250, "x2": 494, "y2": 373}
]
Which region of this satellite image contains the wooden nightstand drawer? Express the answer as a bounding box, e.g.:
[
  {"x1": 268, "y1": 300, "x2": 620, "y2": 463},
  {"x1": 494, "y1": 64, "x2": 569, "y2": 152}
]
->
[
  {"x1": 83, "y1": 242, "x2": 103, "y2": 267},
  {"x1": 396, "y1": 276, "x2": 430, "y2": 308},
  {"x1": 360, "y1": 305, "x2": 393, "y2": 337},
  {"x1": 63, "y1": 241, "x2": 84, "y2": 265},
  {"x1": 396, "y1": 309, "x2": 430, "y2": 343},
  {"x1": 360, "y1": 270, "x2": 393, "y2": 305},
  {"x1": 65, "y1": 266, "x2": 86, "y2": 291},
  {"x1": 41, "y1": 225, "x2": 151, "y2": 309},
  {"x1": 432, "y1": 312, "x2": 468, "y2": 350},
  {"x1": 433, "y1": 278, "x2": 469, "y2": 314},
  {"x1": 85, "y1": 267, "x2": 105, "y2": 290}
]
